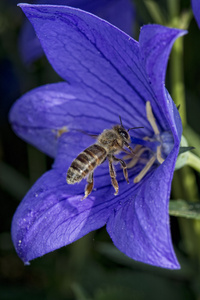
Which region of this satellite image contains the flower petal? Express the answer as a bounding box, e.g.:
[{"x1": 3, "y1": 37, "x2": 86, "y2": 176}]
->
[
  {"x1": 18, "y1": 4, "x2": 152, "y2": 128},
  {"x1": 19, "y1": 3, "x2": 184, "y2": 122},
  {"x1": 139, "y1": 24, "x2": 186, "y2": 139},
  {"x1": 54, "y1": 132, "x2": 180, "y2": 269},
  {"x1": 11, "y1": 132, "x2": 153, "y2": 264},
  {"x1": 11, "y1": 4, "x2": 185, "y2": 267},
  {"x1": 19, "y1": 0, "x2": 134, "y2": 64},
  {"x1": 107, "y1": 147, "x2": 180, "y2": 269},
  {"x1": 14, "y1": 5, "x2": 185, "y2": 158},
  {"x1": 19, "y1": 18, "x2": 44, "y2": 65},
  {"x1": 9, "y1": 81, "x2": 145, "y2": 157},
  {"x1": 192, "y1": 0, "x2": 200, "y2": 28},
  {"x1": 11, "y1": 169, "x2": 119, "y2": 263}
]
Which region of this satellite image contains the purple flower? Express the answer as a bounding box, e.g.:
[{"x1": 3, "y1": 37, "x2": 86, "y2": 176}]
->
[
  {"x1": 191, "y1": 0, "x2": 200, "y2": 28},
  {"x1": 19, "y1": 0, "x2": 134, "y2": 64},
  {"x1": 10, "y1": 4, "x2": 186, "y2": 268}
]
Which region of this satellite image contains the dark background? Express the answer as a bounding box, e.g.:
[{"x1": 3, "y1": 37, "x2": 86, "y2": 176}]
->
[{"x1": 0, "y1": 1, "x2": 200, "y2": 299}]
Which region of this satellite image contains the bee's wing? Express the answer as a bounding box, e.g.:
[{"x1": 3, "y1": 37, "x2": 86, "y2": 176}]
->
[{"x1": 75, "y1": 129, "x2": 99, "y2": 139}]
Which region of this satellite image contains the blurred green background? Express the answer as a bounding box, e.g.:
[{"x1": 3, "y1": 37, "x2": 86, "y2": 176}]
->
[{"x1": 0, "y1": 0, "x2": 200, "y2": 299}]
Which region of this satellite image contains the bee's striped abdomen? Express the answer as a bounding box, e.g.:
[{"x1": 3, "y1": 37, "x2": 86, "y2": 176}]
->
[{"x1": 67, "y1": 144, "x2": 107, "y2": 184}]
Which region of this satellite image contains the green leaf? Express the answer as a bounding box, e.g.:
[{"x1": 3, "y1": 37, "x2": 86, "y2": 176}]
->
[
  {"x1": 178, "y1": 146, "x2": 195, "y2": 155},
  {"x1": 169, "y1": 200, "x2": 200, "y2": 219}
]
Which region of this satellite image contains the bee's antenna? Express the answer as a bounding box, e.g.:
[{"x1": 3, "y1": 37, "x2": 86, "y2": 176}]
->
[
  {"x1": 119, "y1": 116, "x2": 143, "y2": 131},
  {"x1": 128, "y1": 127, "x2": 144, "y2": 132},
  {"x1": 119, "y1": 115, "x2": 123, "y2": 127}
]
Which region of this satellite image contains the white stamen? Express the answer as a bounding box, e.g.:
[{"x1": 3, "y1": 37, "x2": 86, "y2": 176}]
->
[
  {"x1": 156, "y1": 145, "x2": 165, "y2": 164},
  {"x1": 134, "y1": 156, "x2": 156, "y2": 183},
  {"x1": 126, "y1": 148, "x2": 148, "y2": 168},
  {"x1": 146, "y1": 101, "x2": 165, "y2": 164},
  {"x1": 146, "y1": 101, "x2": 160, "y2": 135},
  {"x1": 123, "y1": 144, "x2": 142, "y2": 160}
]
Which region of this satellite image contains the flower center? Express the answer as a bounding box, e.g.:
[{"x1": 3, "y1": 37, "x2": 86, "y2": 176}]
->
[{"x1": 124, "y1": 101, "x2": 174, "y2": 183}]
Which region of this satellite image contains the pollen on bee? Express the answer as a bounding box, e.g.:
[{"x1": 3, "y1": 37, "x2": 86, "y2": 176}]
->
[{"x1": 52, "y1": 126, "x2": 69, "y2": 138}]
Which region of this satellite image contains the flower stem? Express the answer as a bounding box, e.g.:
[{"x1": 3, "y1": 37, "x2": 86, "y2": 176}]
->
[
  {"x1": 170, "y1": 36, "x2": 186, "y2": 127},
  {"x1": 186, "y1": 152, "x2": 200, "y2": 172},
  {"x1": 168, "y1": 3, "x2": 193, "y2": 129},
  {"x1": 184, "y1": 126, "x2": 200, "y2": 158},
  {"x1": 167, "y1": 0, "x2": 179, "y2": 20}
]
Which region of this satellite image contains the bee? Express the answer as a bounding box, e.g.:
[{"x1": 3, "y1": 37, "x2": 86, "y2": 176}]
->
[{"x1": 67, "y1": 117, "x2": 142, "y2": 199}]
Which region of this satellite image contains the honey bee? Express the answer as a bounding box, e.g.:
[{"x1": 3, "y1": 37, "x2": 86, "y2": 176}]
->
[{"x1": 67, "y1": 117, "x2": 142, "y2": 199}]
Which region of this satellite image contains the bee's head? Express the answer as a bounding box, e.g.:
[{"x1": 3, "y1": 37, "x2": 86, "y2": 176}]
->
[
  {"x1": 115, "y1": 116, "x2": 144, "y2": 143},
  {"x1": 116, "y1": 125, "x2": 130, "y2": 141}
]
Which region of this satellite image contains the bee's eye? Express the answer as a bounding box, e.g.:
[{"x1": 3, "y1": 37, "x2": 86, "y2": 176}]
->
[{"x1": 119, "y1": 129, "x2": 128, "y2": 139}]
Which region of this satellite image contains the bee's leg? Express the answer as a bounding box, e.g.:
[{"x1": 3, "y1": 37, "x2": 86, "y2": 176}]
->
[
  {"x1": 112, "y1": 156, "x2": 129, "y2": 184},
  {"x1": 112, "y1": 140, "x2": 134, "y2": 155},
  {"x1": 82, "y1": 172, "x2": 94, "y2": 200},
  {"x1": 123, "y1": 142, "x2": 135, "y2": 155},
  {"x1": 108, "y1": 157, "x2": 119, "y2": 196}
]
